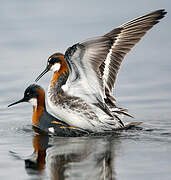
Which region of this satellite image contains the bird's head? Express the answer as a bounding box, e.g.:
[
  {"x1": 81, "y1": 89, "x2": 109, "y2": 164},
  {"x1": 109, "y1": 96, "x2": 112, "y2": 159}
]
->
[
  {"x1": 35, "y1": 53, "x2": 67, "y2": 82},
  {"x1": 8, "y1": 84, "x2": 45, "y2": 108}
]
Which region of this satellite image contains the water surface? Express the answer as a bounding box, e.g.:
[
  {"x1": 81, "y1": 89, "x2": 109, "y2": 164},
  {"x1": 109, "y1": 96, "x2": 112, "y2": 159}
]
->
[{"x1": 0, "y1": 1, "x2": 171, "y2": 179}]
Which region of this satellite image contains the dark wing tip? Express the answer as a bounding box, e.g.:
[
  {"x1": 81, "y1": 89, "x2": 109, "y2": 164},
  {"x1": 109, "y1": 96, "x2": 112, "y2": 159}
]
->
[
  {"x1": 155, "y1": 9, "x2": 167, "y2": 15},
  {"x1": 149, "y1": 9, "x2": 167, "y2": 26},
  {"x1": 151, "y1": 9, "x2": 167, "y2": 20},
  {"x1": 157, "y1": 9, "x2": 167, "y2": 17}
]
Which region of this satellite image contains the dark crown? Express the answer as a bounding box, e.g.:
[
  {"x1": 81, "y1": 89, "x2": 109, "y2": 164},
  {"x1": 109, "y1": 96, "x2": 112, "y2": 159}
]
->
[
  {"x1": 24, "y1": 84, "x2": 44, "y2": 99},
  {"x1": 48, "y1": 53, "x2": 64, "y2": 65}
]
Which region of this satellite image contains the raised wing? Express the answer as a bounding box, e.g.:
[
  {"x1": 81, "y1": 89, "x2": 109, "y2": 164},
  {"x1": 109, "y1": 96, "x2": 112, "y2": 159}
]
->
[
  {"x1": 101, "y1": 9, "x2": 167, "y2": 95},
  {"x1": 64, "y1": 36, "x2": 121, "y2": 116},
  {"x1": 64, "y1": 9, "x2": 166, "y2": 110},
  {"x1": 64, "y1": 36, "x2": 120, "y2": 100}
]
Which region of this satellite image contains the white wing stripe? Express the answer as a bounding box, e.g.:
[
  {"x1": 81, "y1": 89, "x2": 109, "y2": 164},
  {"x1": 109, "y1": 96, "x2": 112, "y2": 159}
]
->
[{"x1": 103, "y1": 47, "x2": 113, "y2": 89}]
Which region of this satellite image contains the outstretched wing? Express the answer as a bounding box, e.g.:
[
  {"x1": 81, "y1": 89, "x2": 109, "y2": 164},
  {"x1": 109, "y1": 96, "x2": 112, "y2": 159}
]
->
[
  {"x1": 101, "y1": 9, "x2": 166, "y2": 95},
  {"x1": 64, "y1": 31, "x2": 121, "y2": 100},
  {"x1": 64, "y1": 36, "x2": 120, "y2": 116},
  {"x1": 64, "y1": 9, "x2": 166, "y2": 111}
]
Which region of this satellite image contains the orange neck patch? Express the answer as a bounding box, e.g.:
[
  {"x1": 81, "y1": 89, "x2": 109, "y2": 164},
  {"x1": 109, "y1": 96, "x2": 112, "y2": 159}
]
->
[
  {"x1": 32, "y1": 89, "x2": 45, "y2": 126},
  {"x1": 50, "y1": 55, "x2": 69, "y2": 87}
]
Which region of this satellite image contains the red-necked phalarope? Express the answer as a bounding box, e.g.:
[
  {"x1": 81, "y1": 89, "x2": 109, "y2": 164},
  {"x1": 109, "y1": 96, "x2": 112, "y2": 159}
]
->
[
  {"x1": 8, "y1": 84, "x2": 88, "y2": 136},
  {"x1": 35, "y1": 10, "x2": 166, "y2": 132}
]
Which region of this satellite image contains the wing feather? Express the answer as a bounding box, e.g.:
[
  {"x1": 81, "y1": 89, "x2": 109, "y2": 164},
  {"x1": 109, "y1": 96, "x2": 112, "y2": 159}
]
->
[
  {"x1": 64, "y1": 37, "x2": 116, "y2": 109},
  {"x1": 102, "y1": 9, "x2": 167, "y2": 94},
  {"x1": 64, "y1": 9, "x2": 166, "y2": 111}
]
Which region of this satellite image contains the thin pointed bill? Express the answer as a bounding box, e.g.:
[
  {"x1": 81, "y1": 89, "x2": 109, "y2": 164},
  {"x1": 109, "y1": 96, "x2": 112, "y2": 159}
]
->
[
  {"x1": 8, "y1": 98, "x2": 25, "y2": 107},
  {"x1": 35, "y1": 68, "x2": 49, "y2": 82}
]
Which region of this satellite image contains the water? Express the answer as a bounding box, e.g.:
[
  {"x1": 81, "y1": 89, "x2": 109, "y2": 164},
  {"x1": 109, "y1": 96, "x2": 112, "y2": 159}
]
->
[{"x1": 0, "y1": 0, "x2": 171, "y2": 179}]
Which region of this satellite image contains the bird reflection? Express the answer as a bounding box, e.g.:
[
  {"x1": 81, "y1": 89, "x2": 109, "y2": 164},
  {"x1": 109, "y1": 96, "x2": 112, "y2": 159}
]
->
[
  {"x1": 25, "y1": 128, "x2": 120, "y2": 180},
  {"x1": 25, "y1": 130, "x2": 49, "y2": 175}
]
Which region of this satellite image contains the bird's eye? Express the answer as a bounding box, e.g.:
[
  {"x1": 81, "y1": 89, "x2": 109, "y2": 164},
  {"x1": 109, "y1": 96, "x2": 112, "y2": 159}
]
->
[{"x1": 26, "y1": 92, "x2": 30, "y2": 96}]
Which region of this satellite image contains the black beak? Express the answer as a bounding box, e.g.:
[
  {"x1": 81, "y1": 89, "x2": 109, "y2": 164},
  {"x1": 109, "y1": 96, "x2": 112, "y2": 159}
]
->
[
  {"x1": 35, "y1": 67, "x2": 49, "y2": 82},
  {"x1": 8, "y1": 98, "x2": 26, "y2": 107}
]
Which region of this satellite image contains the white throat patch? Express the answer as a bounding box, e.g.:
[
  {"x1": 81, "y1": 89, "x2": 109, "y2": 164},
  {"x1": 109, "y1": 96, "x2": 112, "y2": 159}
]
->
[
  {"x1": 51, "y1": 63, "x2": 61, "y2": 72},
  {"x1": 29, "y1": 98, "x2": 37, "y2": 107}
]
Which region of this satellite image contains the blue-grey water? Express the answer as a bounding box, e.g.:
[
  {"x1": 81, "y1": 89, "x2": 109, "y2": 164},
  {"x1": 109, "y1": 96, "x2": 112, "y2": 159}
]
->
[{"x1": 0, "y1": 1, "x2": 171, "y2": 179}]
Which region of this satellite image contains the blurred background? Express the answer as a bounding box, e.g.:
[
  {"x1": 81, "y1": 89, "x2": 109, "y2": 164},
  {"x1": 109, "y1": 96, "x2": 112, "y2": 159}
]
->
[{"x1": 0, "y1": 0, "x2": 171, "y2": 180}]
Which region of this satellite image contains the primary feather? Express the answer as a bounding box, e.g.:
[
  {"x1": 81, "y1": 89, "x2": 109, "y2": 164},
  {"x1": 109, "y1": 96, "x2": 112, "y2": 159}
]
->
[{"x1": 64, "y1": 9, "x2": 166, "y2": 109}]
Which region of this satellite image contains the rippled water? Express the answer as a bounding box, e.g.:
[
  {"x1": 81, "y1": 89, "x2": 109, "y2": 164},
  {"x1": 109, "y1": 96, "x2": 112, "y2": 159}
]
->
[{"x1": 0, "y1": 1, "x2": 171, "y2": 180}]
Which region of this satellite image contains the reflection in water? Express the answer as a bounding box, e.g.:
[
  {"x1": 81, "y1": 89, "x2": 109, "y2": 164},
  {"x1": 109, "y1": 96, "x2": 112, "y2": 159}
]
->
[
  {"x1": 24, "y1": 131, "x2": 121, "y2": 180},
  {"x1": 25, "y1": 133, "x2": 49, "y2": 175}
]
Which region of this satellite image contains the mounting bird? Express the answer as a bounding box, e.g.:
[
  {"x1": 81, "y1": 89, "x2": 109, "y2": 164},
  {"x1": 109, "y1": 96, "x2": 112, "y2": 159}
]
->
[{"x1": 35, "y1": 9, "x2": 166, "y2": 132}]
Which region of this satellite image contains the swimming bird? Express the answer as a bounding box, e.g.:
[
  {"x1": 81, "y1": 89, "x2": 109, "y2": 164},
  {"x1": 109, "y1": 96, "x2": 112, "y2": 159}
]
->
[
  {"x1": 8, "y1": 84, "x2": 88, "y2": 136},
  {"x1": 35, "y1": 9, "x2": 166, "y2": 132}
]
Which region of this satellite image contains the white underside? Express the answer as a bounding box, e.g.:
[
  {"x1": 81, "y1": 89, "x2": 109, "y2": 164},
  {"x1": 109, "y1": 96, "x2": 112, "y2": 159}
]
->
[
  {"x1": 47, "y1": 96, "x2": 97, "y2": 131},
  {"x1": 47, "y1": 89, "x2": 122, "y2": 132}
]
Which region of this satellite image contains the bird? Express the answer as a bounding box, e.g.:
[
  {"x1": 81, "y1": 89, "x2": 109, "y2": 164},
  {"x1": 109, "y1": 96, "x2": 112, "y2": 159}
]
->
[
  {"x1": 35, "y1": 9, "x2": 167, "y2": 132},
  {"x1": 8, "y1": 84, "x2": 89, "y2": 136}
]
